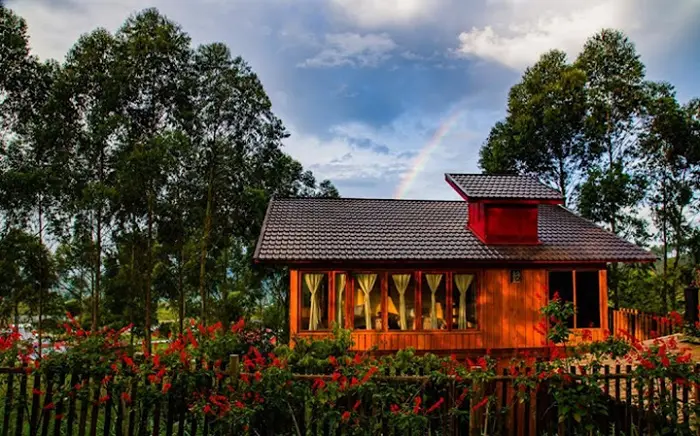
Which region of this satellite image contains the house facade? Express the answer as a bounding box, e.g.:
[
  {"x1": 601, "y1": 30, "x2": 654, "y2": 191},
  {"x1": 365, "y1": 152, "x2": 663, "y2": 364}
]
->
[{"x1": 253, "y1": 174, "x2": 655, "y2": 354}]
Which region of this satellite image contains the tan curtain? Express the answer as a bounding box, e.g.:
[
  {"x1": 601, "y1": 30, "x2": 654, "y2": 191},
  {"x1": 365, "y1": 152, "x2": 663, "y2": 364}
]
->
[
  {"x1": 392, "y1": 274, "x2": 411, "y2": 330},
  {"x1": 454, "y1": 274, "x2": 475, "y2": 329},
  {"x1": 355, "y1": 274, "x2": 377, "y2": 330},
  {"x1": 304, "y1": 273, "x2": 324, "y2": 330},
  {"x1": 336, "y1": 274, "x2": 347, "y2": 328},
  {"x1": 425, "y1": 274, "x2": 443, "y2": 329}
]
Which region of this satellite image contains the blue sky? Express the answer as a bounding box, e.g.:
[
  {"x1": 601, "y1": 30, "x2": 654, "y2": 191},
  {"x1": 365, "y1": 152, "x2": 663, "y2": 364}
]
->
[{"x1": 9, "y1": 0, "x2": 700, "y2": 200}]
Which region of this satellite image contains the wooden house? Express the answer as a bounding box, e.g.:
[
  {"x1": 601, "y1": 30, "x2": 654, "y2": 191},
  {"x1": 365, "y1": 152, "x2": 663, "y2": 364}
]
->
[{"x1": 253, "y1": 174, "x2": 655, "y2": 355}]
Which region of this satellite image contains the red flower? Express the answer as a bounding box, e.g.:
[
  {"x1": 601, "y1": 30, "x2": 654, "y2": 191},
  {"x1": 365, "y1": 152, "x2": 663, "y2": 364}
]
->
[
  {"x1": 328, "y1": 356, "x2": 338, "y2": 366},
  {"x1": 360, "y1": 366, "x2": 378, "y2": 384},
  {"x1": 43, "y1": 402, "x2": 55, "y2": 410},
  {"x1": 677, "y1": 353, "x2": 692, "y2": 364},
  {"x1": 235, "y1": 401, "x2": 245, "y2": 409},
  {"x1": 162, "y1": 383, "x2": 172, "y2": 394},
  {"x1": 426, "y1": 397, "x2": 445, "y2": 414},
  {"x1": 312, "y1": 378, "x2": 326, "y2": 391},
  {"x1": 203, "y1": 404, "x2": 213, "y2": 415},
  {"x1": 581, "y1": 329, "x2": 592, "y2": 341},
  {"x1": 390, "y1": 404, "x2": 400, "y2": 414},
  {"x1": 98, "y1": 395, "x2": 110, "y2": 404},
  {"x1": 121, "y1": 392, "x2": 132, "y2": 404},
  {"x1": 353, "y1": 400, "x2": 361, "y2": 411},
  {"x1": 231, "y1": 318, "x2": 245, "y2": 333},
  {"x1": 413, "y1": 396, "x2": 422, "y2": 414},
  {"x1": 472, "y1": 397, "x2": 488, "y2": 411},
  {"x1": 341, "y1": 411, "x2": 351, "y2": 422}
]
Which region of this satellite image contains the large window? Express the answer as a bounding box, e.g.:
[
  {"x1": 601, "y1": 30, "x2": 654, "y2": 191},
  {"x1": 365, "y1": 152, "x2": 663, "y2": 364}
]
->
[
  {"x1": 301, "y1": 273, "x2": 329, "y2": 331},
  {"x1": 388, "y1": 274, "x2": 415, "y2": 330},
  {"x1": 421, "y1": 273, "x2": 448, "y2": 330},
  {"x1": 548, "y1": 270, "x2": 601, "y2": 328},
  {"x1": 298, "y1": 270, "x2": 479, "y2": 333}
]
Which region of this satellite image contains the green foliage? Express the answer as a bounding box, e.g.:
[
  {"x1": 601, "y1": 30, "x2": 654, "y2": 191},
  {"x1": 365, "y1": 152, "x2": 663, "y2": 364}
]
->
[
  {"x1": 0, "y1": 5, "x2": 338, "y2": 339},
  {"x1": 480, "y1": 27, "x2": 700, "y2": 311}
]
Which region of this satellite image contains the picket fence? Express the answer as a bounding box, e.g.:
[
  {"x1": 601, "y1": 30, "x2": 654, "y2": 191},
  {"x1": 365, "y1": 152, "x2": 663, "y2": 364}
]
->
[{"x1": 0, "y1": 359, "x2": 698, "y2": 436}]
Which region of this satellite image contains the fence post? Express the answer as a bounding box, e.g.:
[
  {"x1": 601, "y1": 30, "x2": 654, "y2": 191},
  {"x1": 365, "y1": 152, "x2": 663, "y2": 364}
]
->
[{"x1": 229, "y1": 354, "x2": 240, "y2": 389}]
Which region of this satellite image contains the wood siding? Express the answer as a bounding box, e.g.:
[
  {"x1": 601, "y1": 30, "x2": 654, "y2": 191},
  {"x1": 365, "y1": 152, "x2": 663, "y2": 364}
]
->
[{"x1": 290, "y1": 267, "x2": 608, "y2": 353}]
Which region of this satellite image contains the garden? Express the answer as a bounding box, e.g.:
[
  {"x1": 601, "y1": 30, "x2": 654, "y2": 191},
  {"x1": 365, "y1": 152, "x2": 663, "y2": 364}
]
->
[{"x1": 0, "y1": 295, "x2": 698, "y2": 435}]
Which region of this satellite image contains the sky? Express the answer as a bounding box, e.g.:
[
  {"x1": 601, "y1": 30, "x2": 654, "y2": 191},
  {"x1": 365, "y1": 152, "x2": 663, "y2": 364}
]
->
[{"x1": 7, "y1": 0, "x2": 700, "y2": 200}]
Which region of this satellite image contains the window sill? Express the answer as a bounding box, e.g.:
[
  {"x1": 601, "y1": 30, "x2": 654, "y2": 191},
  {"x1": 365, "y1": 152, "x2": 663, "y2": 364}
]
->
[{"x1": 297, "y1": 330, "x2": 482, "y2": 335}]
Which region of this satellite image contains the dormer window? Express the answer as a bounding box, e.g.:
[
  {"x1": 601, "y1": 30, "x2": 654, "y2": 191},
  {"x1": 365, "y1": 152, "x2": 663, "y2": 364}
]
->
[{"x1": 445, "y1": 174, "x2": 564, "y2": 245}]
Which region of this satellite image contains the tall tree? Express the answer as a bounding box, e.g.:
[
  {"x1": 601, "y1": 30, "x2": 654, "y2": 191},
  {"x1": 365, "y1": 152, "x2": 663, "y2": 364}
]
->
[
  {"x1": 59, "y1": 28, "x2": 124, "y2": 329},
  {"x1": 480, "y1": 50, "x2": 586, "y2": 204},
  {"x1": 575, "y1": 29, "x2": 648, "y2": 308},
  {"x1": 640, "y1": 83, "x2": 700, "y2": 310},
  {"x1": 114, "y1": 9, "x2": 192, "y2": 352}
]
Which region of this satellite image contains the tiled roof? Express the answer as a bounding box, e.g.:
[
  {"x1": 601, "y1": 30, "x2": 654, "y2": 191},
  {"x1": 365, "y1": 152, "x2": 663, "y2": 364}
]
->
[
  {"x1": 254, "y1": 198, "x2": 656, "y2": 263},
  {"x1": 446, "y1": 174, "x2": 563, "y2": 200}
]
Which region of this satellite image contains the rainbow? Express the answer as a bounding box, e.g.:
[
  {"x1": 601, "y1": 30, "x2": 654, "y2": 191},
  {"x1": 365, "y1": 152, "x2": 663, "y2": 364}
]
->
[{"x1": 393, "y1": 110, "x2": 464, "y2": 199}]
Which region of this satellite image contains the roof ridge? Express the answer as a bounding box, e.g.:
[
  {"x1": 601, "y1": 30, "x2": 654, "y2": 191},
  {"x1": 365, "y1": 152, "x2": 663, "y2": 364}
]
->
[{"x1": 271, "y1": 197, "x2": 465, "y2": 203}]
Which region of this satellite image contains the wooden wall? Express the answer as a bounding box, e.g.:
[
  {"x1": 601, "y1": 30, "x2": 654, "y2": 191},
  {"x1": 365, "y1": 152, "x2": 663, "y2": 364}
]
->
[{"x1": 290, "y1": 268, "x2": 608, "y2": 353}]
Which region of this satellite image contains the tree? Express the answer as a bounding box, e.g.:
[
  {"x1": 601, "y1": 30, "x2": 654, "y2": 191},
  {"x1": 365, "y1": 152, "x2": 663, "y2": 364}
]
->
[
  {"x1": 0, "y1": 229, "x2": 56, "y2": 328},
  {"x1": 640, "y1": 83, "x2": 700, "y2": 311},
  {"x1": 58, "y1": 28, "x2": 124, "y2": 329},
  {"x1": 113, "y1": 9, "x2": 192, "y2": 352},
  {"x1": 575, "y1": 29, "x2": 648, "y2": 308},
  {"x1": 479, "y1": 50, "x2": 586, "y2": 205}
]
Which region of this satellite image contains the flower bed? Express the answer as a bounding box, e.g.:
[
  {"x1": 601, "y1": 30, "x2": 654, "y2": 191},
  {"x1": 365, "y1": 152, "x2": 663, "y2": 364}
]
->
[{"x1": 0, "y1": 299, "x2": 698, "y2": 435}]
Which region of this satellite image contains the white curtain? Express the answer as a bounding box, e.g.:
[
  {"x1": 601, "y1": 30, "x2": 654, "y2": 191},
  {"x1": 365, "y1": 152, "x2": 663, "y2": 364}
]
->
[
  {"x1": 336, "y1": 274, "x2": 347, "y2": 327},
  {"x1": 425, "y1": 274, "x2": 443, "y2": 329},
  {"x1": 392, "y1": 274, "x2": 411, "y2": 330},
  {"x1": 304, "y1": 273, "x2": 324, "y2": 330},
  {"x1": 355, "y1": 274, "x2": 377, "y2": 330},
  {"x1": 454, "y1": 274, "x2": 475, "y2": 329}
]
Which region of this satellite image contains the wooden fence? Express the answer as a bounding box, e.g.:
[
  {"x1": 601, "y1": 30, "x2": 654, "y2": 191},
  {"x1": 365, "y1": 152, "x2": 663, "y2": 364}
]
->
[
  {"x1": 609, "y1": 308, "x2": 677, "y2": 342},
  {"x1": 0, "y1": 361, "x2": 697, "y2": 435}
]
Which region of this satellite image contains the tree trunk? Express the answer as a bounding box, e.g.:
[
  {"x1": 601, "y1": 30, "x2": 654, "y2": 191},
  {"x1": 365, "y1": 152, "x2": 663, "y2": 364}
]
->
[
  {"x1": 145, "y1": 191, "x2": 154, "y2": 354},
  {"x1": 198, "y1": 163, "x2": 215, "y2": 324},
  {"x1": 178, "y1": 243, "x2": 185, "y2": 334},
  {"x1": 93, "y1": 148, "x2": 104, "y2": 331},
  {"x1": 661, "y1": 178, "x2": 669, "y2": 314},
  {"x1": 557, "y1": 156, "x2": 567, "y2": 207},
  {"x1": 37, "y1": 199, "x2": 43, "y2": 359}
]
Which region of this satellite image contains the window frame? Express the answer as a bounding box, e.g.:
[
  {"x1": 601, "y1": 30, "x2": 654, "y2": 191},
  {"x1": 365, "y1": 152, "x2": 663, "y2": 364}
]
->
[
  {"x1": 297, "y1": 269, "x2": 481, "y2": 334},
  {"x1": 546, "y1": 268, "x2": 603, "y2": 329}
]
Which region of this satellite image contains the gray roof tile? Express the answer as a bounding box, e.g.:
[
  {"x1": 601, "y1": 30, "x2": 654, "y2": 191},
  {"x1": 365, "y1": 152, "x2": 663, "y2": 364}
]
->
[
  {"x1": 446, "y1": 174, "x2": 563, "y2": 200},
  {"x1": 254, "y1": 198, "x2": 655, "y2": 263}
]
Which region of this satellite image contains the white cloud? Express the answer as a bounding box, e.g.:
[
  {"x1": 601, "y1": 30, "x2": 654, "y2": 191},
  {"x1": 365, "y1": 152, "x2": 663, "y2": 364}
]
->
[
  {"x1": 453, "y1": 0, "x2": 700, "y2": 70},
  {"x1": 454, "y1": 1, "x2": 632, "y2": 69},
  {"x1": 329, "y1": 0, "x2": 443, "y2": 28},
  {"x1": 299, "y1": 32, "x2": 397, "y2": 68}
]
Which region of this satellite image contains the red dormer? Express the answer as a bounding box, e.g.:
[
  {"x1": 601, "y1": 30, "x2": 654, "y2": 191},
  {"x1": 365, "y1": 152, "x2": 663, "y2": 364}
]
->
[{"x1": 445, "y1": 174, "x2": 564, "y2": 245}]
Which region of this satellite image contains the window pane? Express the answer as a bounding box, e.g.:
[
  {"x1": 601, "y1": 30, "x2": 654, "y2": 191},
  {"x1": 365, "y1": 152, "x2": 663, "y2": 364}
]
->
[
  {"x1": 335, "y1": 273, "x2": 347, "y2": 328},
  {"x1": 548, "y1": 271, "x2": 574, "y2": 328},
  {"x1": 575, "y1": 271, "x2": 601, "y2": 328},
  {"x1": 422, "y1": 274, "x2": 447, "y2": 330},
  {"x1": 301, "y1": 273, "x2": 329, "y2": 331},
  {"x1": 353, "y1": 274, "x2": 382, "y2": 330},
  {"x1": 452, "y1": 274, "x2": 477, "y2": 330},
  {"x1": 389, "y1": 274, "x2": 415, "y2": 331}
]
